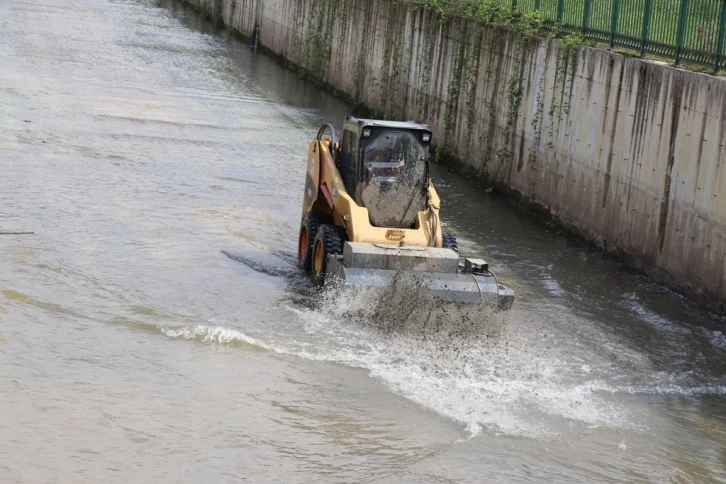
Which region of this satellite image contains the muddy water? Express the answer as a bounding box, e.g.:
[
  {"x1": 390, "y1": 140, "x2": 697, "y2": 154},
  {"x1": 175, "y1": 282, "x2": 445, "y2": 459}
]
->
[{"x1": 1, "y1": 0, "x2": 726, "y2": 482}]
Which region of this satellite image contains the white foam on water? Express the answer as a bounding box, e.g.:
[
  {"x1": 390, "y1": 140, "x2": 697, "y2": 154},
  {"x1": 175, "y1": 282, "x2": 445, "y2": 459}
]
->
[
  {"x1": 706, "y1": 330, "x2": 726, "y2": 350},
  {"x1": 621, "y1": 293, "x2": 691, "y2": 335},
  {"x1": 610, "y1": 383, "x2": 726, "y2": 396},
  {"x1": 622, "y1": 294, "x2": 726, "y2": 354},
  {"x1": 158, "y1": 282, "x2": 724, "y2": 440},
  {"x1": 160, "y1": 324, "x2": 273, "y2": 349},
  {"x1": 284, "y1": 282, "x2": 635, "y2": 439},
  {"x1": 541, "y1": 276, "x2": 566, "y2": 297}
]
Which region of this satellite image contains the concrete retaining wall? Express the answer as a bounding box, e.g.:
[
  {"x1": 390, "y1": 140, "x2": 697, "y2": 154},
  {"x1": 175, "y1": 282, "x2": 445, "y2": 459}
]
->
[{"x1": 186, "y1": 0, "x2": 726, "y2": 312}]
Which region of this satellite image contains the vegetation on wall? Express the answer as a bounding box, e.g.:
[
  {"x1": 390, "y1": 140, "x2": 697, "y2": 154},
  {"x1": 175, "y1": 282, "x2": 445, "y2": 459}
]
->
[
  {"x1": 227, "y1": 0, "x2": 237, "y2": 32},
  {"x1": 415, "y1": 9, "x2": 444, "y2": 122},
  {"x1": 462, "y1": 26, "x2": 484, "y2": 163},
  {"x1": 379, "y1": 0, "x2": 407, "y2": 119},
  {"x1": 287, "y1": 0, "x2": 347, "y2": 87}
]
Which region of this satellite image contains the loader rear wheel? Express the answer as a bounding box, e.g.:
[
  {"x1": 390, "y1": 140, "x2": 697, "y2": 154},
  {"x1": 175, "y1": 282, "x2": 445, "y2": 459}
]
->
[
  {"x1": 312, "y1": 224, "x2": 345, "y2": 286},
  {"x1": 298, "y1": 212, "x2": 323, "y2": 272},
  {"x1": 442, "y1": 232, "x2": 458, "y2": 252}
]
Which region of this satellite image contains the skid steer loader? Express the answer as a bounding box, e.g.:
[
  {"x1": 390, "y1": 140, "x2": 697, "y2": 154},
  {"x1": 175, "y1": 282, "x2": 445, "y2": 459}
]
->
[{"x1": 297, "y1": 116, "x2": 514, "y2": 310}]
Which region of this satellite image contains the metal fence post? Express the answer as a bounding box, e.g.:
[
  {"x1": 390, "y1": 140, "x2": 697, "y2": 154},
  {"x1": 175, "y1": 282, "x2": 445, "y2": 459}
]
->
[
  {"x1": 556, "y1": 0, "x2": 564, "y2": 23},
  {"x1": 674, "y1": 0, "x2": 690, "y2": 66},
  {"x1": 535, "y1": 0, "x2": 541, "y2": 10},
  {"x1": 583, "y1": 0, "x2": 592, "y2": 34},
  {"x1": 610, "y1": 0, "x2": 621, "y2": 48},
  {"x1": 512, "y1": 0, "x2": 518, "y2": 10},
  {"x1": 640, "y1": 0, "x2": 653, "y2": 57},
  {"x1": 715, "y1": 0, "x2": 726, "y2": 73}
]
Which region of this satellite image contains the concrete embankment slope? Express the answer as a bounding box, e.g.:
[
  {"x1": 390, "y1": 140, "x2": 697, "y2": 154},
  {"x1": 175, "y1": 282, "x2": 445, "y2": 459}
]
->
[{"x1": 185, "y1": 0, "x2": 726, "y2": 312}]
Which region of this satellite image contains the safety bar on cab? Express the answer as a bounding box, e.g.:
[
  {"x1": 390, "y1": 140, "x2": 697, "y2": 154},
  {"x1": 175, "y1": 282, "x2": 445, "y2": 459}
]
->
[{"x1": 316, "y1": 124, "x2": 336, "y2": 142}]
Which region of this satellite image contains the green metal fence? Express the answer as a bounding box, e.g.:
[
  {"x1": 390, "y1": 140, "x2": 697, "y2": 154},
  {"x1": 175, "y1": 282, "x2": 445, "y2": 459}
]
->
[{"x1": 509, "y1": 0, "x2": 726, "y2": 72}]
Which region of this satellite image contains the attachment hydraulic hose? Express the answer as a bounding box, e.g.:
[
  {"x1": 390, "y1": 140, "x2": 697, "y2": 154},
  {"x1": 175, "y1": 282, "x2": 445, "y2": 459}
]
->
[
  {"x1": 470, "y1": 271, "x2": 501, "y2": 307},
  {"x1": 426, "y1": 183, "x2": 439, "y2": 247},
  {"x1": 428, "y1": 205, "x2": 439, "y2": 247}
]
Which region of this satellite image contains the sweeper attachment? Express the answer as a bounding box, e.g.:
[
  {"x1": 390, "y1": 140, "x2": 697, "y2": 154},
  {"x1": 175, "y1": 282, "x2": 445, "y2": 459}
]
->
[{"x1": 297, "y1": 117, "x2": 514, "y2": 310}]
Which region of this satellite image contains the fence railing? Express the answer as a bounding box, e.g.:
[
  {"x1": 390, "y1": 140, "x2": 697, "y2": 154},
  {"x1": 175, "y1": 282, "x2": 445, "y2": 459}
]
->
[{"x1": 507, "y1": 0, "x2": 726, "y2": 72}]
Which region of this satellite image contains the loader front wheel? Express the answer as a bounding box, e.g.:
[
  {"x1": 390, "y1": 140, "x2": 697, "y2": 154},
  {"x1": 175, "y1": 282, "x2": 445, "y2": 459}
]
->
[
  {"x1": 312, "y1": 224, "x2": 344, "y2": 286},
  {"x1": 442, "y1": 232, "x2": 458, "y2": 252},
  {"x1": 298, "y1": 212, "x2": 322, "y2": 272}
]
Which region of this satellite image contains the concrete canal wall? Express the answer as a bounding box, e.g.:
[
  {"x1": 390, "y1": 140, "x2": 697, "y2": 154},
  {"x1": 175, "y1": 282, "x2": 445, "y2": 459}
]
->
[{"x1": 184, "y1": 0, "x2": 726, "y2": 312}]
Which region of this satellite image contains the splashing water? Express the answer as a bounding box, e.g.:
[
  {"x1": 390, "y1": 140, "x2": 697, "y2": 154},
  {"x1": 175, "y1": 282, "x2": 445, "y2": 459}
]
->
[
  {"x1": 158, "y1": 264, "x2": 726, "y2": 443},
  {"x1": 303, "y1": 281, "x2": 638, "y2": 438},
  {"x1": 161, "y1": 277, "x2": 641, "y2": 439}
]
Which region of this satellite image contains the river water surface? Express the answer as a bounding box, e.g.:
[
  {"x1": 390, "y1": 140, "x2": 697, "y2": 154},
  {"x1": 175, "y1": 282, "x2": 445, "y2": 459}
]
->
[{"x1": 2, "y1": 1, "x2": 726, "y2": 482}]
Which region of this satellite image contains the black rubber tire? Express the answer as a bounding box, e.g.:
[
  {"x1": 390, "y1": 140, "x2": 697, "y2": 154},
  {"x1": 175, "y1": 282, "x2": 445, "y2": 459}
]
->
[
  {"x1": 297, "y1": 212, "x2": 323, "y2": 272},
  {"x1": 311, "y1": 224, "x2": 345, "y2": 286},
  {"x1": 442, "y1": 232, "x2": 458, "y2": 252}
]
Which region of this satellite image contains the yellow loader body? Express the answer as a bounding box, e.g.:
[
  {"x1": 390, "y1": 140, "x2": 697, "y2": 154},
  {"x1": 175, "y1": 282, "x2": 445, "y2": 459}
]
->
[{"x1": 296, "y1": 118, "x2": 514, "y2": 309}]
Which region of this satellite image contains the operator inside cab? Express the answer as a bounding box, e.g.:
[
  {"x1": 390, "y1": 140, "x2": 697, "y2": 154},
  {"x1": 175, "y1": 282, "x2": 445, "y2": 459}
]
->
[
  {"x1": 363, "y1": 131, "x2": 425, "y2": 182},
  {"x1": 359, "y1": 130, "x2": 428, "y2": 228}
]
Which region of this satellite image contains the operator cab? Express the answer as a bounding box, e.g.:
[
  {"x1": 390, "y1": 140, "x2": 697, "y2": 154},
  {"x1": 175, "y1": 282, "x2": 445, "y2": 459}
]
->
[{"x1": 337, "y1": 117, "x2": 432, "y2": 229}]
